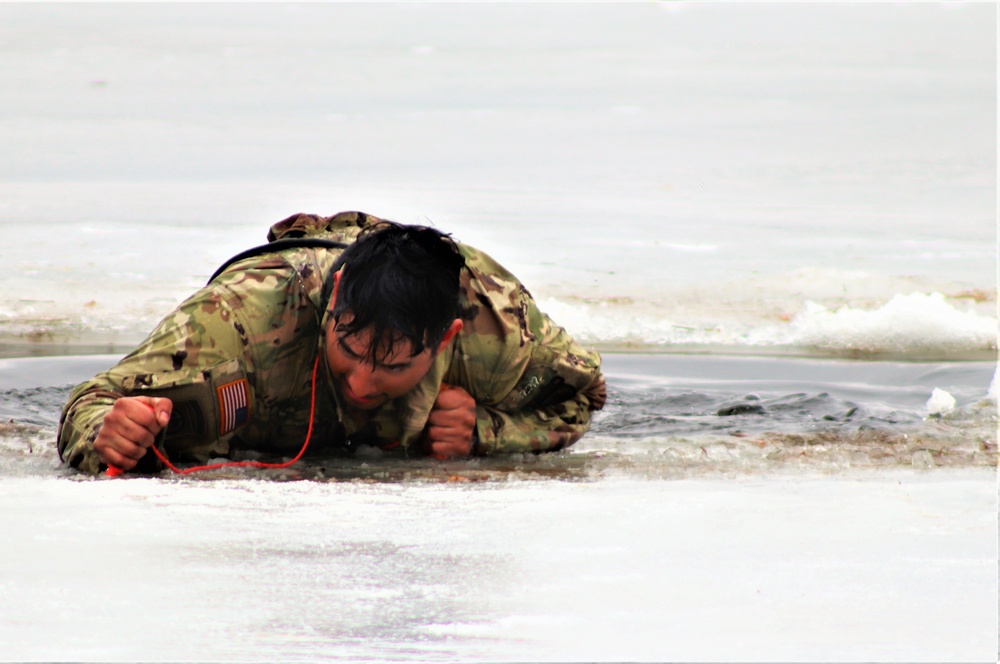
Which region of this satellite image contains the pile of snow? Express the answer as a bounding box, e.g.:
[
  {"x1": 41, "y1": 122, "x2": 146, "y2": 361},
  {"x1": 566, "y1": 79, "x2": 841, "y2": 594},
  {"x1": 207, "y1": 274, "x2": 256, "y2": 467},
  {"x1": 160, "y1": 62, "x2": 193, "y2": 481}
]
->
[
  {"x1": 542, "y1": 291, "x2": 997, "y2": 359},
  {"x1": 786, "y1": 292, "x2": 996, "y2": 356}
]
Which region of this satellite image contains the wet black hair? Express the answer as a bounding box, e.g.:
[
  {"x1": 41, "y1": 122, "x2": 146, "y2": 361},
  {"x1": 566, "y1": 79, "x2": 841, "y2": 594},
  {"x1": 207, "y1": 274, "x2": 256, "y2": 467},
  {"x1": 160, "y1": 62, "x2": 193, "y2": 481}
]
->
[{"x1": 329, "y1": 221, "x2": 465, "y2": 362}]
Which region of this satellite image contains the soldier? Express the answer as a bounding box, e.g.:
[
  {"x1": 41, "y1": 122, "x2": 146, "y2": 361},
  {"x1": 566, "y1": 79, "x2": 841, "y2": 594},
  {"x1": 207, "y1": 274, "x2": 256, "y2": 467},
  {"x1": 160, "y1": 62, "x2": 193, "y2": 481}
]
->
[{"x1": 58, "y1": 211, "x2": 607, "y2": 475}]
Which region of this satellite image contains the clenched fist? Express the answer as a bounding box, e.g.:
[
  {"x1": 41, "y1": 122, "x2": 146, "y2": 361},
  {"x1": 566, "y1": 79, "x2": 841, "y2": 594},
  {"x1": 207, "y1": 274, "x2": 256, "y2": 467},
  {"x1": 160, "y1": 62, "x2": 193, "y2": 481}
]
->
[
  {"x1": 94, "y1": 396, "x2": 172, "y2": 471},
  {"x1": 422, "y1": 384, "x2": 477, "y2": 458}
]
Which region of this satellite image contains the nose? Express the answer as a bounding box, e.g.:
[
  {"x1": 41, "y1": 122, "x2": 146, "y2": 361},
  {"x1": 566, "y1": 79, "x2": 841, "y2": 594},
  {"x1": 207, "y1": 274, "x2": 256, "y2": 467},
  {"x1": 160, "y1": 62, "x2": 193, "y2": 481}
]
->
[{"x1": 345, "y1": 362, "x2": 378, "y2": 398}]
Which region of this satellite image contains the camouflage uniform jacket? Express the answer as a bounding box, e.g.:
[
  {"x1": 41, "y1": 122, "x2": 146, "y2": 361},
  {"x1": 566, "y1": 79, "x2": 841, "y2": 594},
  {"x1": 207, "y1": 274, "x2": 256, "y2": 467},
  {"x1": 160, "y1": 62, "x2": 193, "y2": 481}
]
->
[{"x1": 57, "y1": 211, "x2": 607, "y2": 474}]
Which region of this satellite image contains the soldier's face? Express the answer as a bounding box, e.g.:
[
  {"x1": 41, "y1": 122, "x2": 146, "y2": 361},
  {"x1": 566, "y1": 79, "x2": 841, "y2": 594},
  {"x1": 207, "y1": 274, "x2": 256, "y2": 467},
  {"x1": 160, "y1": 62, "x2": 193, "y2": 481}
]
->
[{"x1": 325, "y1": 318, "x2": 440, "y2": 411}]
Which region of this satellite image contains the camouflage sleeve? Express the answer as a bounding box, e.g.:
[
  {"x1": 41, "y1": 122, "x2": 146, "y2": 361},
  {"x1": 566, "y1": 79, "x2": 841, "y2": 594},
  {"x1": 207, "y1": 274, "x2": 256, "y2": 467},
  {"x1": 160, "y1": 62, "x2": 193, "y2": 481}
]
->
[
  {"x1": 58, "y1": 388, "x2": 122, "y2": 475},
  {"x1": 57, "y1": 256, "x2": 321, "y2": 474},
  {"x1": 470, "y1": 308, "x2": 606, "y2": 456},
  {"x1": 449, "y1": 249, "x2": 606, "y2": 456},
  {"x1": 57, "y1": 278, "x2": 255, "y2": 474},
  {"x1": 474, "y1": 371, "x2": 606, "y2": 455}
]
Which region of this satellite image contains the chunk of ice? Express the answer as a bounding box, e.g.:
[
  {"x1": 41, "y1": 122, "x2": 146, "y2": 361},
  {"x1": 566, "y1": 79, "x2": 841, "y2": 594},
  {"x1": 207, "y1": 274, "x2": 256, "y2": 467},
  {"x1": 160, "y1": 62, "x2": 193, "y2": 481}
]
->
[{"x1": 926, "y1": 388, "x2": 956, "y2": 416}]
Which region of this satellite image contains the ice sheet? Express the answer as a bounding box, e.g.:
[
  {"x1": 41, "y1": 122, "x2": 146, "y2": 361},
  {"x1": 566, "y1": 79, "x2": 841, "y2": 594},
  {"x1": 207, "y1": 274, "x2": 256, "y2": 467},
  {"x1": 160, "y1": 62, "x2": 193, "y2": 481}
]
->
[{"x1": 3, "y1": 470, "x2": 996, "y2": 662}]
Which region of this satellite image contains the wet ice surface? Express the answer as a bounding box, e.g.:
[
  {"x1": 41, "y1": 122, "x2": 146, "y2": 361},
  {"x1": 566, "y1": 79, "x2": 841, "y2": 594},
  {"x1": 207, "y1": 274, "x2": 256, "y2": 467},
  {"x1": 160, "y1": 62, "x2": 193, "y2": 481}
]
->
[{"x1": 4, "y1": 471, "x2": 997, "y2": 662}]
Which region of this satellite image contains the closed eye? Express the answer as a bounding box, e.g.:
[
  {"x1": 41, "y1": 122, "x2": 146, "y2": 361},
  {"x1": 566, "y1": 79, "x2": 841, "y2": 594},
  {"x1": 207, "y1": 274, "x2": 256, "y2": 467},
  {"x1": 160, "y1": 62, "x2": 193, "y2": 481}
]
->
[
  {"x1": 337, "y1": 337, "x2": 363, "y2": 360},
  {"x1": 338, "y1": 337, "x2": 412, "y2": 372}
]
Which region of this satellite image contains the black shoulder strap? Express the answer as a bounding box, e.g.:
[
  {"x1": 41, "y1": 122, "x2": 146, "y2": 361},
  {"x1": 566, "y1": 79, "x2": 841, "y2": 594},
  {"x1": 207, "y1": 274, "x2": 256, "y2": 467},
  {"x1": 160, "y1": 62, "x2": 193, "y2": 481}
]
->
[{"x1": 207, "y1": 238, "x2": 349, "y2": 285}]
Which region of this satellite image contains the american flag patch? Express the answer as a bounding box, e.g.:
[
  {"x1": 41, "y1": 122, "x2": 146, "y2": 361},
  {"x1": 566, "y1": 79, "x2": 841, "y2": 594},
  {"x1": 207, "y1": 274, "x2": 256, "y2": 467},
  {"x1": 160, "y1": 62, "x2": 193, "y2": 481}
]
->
[{"x1": 217, "y1": 378, "x2": 250, "y2": 436}]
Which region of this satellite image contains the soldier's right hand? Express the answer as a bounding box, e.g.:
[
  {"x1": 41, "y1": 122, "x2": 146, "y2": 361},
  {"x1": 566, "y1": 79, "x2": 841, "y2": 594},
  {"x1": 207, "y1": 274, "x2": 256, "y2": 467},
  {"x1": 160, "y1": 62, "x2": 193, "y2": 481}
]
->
[{"x1": 94, "y1": 396, "x2": 172, "y2": 471}]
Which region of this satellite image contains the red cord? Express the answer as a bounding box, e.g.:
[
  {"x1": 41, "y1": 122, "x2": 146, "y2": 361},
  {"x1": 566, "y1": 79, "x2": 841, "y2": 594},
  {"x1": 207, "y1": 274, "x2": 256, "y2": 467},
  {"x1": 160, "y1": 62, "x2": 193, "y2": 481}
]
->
[{"x1": 108, "y1": 355, "x2": 321, "y2": 477}]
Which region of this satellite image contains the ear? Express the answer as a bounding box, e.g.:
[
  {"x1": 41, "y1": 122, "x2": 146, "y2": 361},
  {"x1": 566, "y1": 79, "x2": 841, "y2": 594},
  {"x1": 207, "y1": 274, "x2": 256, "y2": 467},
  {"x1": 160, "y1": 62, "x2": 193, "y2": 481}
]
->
[{"x1": 436, "y1": 318, "x2": 463, "y2": 354}]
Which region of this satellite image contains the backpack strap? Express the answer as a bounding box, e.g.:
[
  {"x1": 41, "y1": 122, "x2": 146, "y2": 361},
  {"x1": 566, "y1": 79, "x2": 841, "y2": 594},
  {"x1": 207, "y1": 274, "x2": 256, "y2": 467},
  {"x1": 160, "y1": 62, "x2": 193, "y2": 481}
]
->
[{"x1": 206, "y1": 237, "x2": 349, "y2": 285}]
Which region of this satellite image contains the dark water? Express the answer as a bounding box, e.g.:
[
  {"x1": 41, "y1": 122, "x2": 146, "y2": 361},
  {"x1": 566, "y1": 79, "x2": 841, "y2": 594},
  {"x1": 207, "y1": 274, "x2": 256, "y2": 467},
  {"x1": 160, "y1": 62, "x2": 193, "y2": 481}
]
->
[
  {"x1": 0, "y1": 353, "x2": 995, "y2": 479},
  {"x1": 596, "y1": 353, "x2": 994, "y2": 435}
]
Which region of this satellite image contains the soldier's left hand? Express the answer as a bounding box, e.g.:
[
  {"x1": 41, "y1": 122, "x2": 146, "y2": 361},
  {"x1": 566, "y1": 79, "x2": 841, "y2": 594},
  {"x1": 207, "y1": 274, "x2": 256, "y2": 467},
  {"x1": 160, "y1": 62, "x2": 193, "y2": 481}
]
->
[{"x1": 423, "y1": 383, "x2": 477, "y2": 458}]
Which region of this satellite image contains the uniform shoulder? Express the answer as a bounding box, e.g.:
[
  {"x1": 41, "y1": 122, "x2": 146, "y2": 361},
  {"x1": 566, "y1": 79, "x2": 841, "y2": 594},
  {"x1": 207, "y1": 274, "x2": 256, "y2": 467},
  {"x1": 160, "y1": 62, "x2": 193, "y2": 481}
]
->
[
  {"x1": 457, "y1": 243, "x2": 524, "y2": 292},
  {"x1": 267, "y1": 211, "x2": 386, "y2": 243},
  {"x1": 453, "y1": 243, "x2": 533, "y2": 364},
  {"x1": 211, "y1": 243, "x2": 337, "y2": 317}
]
